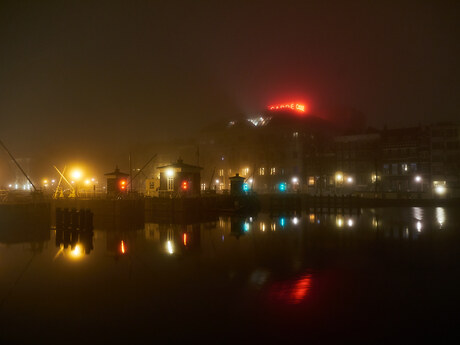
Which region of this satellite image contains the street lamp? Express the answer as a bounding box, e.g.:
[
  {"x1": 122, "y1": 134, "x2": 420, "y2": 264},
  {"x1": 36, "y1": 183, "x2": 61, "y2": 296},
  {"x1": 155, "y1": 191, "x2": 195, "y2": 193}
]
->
[{"x1": 414, "y1": 175, "x2": 423, "y2": 192}]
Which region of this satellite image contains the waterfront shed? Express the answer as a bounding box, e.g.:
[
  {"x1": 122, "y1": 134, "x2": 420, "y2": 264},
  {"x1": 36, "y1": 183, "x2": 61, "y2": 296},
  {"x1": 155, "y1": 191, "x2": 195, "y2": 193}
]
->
[
  {"x1": 104, "y1": 166, "x2": 129, "y2": 196},
  {"x1": 157, "y1": 159, "x2": 202, "y2": 197},
  {"x1": 229, "y1": 173, "x2": 246, "y2": 195}
]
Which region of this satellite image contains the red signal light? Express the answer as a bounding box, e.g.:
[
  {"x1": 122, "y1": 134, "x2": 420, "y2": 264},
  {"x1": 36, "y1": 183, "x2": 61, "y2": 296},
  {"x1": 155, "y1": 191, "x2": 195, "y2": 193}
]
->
[
  {"x1": 181, "y1": 181, "x2": 188, "y2": 190},
  {"x1": 119, "y1": 179, "x2": 127, "y2": 191}
]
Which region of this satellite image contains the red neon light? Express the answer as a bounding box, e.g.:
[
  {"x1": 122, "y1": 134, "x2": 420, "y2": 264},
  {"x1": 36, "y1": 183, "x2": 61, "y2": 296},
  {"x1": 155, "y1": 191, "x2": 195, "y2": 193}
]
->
[
  {"x1": 183, "y1": 233, "x2": 187, "y2": 246},
  {"x1": 268, "y1": 103, "x2": 306, "y2": 112}
]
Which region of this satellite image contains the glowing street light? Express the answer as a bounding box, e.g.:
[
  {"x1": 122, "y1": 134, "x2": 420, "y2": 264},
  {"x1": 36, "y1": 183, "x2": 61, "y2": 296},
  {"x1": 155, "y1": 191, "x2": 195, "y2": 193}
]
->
[
  {"x1": 166, "y1": 169, "x2": 174, "y2": 177},
  {"x1": 346, "y1": 176, "x2": 353, "y2": 183},
  {"x1": 71, "y1": 169, "x2": 83, "y2": 180},
  {"x1": 414, "y1": 175, "x2": 422, "y2": 183},
  {"x1": 435, "y1": 185, "x2": 446, "y2": 195},
  {"x1": 335, "y1": 172, "x2": 343, "y2": 183}
]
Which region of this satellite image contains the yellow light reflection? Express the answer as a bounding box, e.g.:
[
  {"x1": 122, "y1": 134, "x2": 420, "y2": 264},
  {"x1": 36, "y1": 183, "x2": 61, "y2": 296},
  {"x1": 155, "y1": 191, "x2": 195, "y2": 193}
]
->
[
  {"x1": 436, "y1": 207, "x2": 446, "y2": 228},
  {"x1": 166, "y1": 240, "x2": 174, "y2": 254},
  {"x1": 71, "y1": 244, "x2": 83, "y2": 259}
]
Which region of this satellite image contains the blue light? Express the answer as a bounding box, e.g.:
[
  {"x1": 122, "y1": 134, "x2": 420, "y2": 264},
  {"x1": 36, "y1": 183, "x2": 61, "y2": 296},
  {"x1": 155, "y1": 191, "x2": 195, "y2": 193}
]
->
[
  {"x1": 243, "y1": 222, "x2": 250, "y2": 232},
  {"x1": 279, "y1": 182, "x2": 287, "y2": 192},
  {"x1": 280, "y1": 218, "x2": 286, "y2": 227},
  {"x1": 243, "y1": 183, "x2": 249, "y2": 192}
]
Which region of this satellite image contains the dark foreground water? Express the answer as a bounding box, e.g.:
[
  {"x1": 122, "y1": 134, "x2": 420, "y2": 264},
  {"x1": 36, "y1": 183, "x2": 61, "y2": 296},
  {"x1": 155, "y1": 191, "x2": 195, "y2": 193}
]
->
[{"x1": 1, "y1": 207, "x2": 459, "y2": 344}]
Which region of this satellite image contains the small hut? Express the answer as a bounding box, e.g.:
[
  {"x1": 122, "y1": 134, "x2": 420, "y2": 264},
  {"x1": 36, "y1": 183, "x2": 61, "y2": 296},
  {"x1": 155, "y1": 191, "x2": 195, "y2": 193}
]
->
[
  {"x1": 157, "y1": 159, "x2": 202, "y2": 197},
  {"x1": 104, "y1": 166, "x2": 129, "y2": 196},
  {"x1": 229, "y1": 173, "x2": 246, "y2": 196}
]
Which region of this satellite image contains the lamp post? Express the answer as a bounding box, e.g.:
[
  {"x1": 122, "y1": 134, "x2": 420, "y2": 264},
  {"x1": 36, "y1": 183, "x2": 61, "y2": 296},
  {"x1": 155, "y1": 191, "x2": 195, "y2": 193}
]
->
[
  {"x1": 414, "y1": 175, "x2": 423, "y2": 192},
  {"x1": 335, "y1": 172, "x2": 343, "y2": 195},
  {"x1": 70, "y1": 169, "x2": 83, "y2": 197}
]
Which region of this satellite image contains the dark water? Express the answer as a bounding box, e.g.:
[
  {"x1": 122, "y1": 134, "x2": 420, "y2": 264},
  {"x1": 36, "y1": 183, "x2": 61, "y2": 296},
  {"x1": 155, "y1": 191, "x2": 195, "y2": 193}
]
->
[{"x1": 1, "y1": 207, "x2": 459, "y2": 343}]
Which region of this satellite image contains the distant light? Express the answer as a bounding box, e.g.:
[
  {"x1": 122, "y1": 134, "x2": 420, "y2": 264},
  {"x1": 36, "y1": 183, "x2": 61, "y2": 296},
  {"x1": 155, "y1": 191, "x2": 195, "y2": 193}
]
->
[
  {"x1": 244, "y1": 222, "x2": 250, "y2": 232},
  {"x1": 335, "y1": 173, "x2": 343, "y2": 183},
  {"x1": 183, "y1": 233, "x2": 187, "y2": 246},
  {"x1": 415, "y1": 175, "x2": 422, "y2": 183},
  {"x1": 279, "y1": 182, "x2": 287, "y2": 192},
  {"x1": 43, "y1": 179, "x2": 48, "y2": 184},
  {"x1": 292, "y1": 177, "x2": 299, "y2": 184},
  {"x1": 347, "y1": 219, "x2": 354, "y2": 227},
  {"x1": 336, "y1": 217, "x2": 344, "y2": 228},
  {"x1": 435, "y1": 185, "x2": 446, "y2": 195},
  {"x1": 8, "y1": 184, "x2": 12, "y2": 188},
  {"x1": 166, "y1": 169, "x2": 174, "y2": 177},
  {"x1": 416, "y1": 221, "x2": 422, "y2": 232},
  {"x1": 51, "y1": 179, "x2": 55, "y2": 183},
  {"x1": 243, "y1": 183, "x2": 249, "y2": 192},
  {"x1": 120, "y1": 241, "x2": 126, "y2": 254},
  {"x1": 215, "y1": 179, "x2": 220, "y2": 184},
  {"x1": 280, "y1": 218, "x2": 286, "y2": 227},
  {"x1": 346, "y1": 177, "x2": 353, "y2": 183},
  {"x1": 84, "y1": 179, "x2": 90, "y2": 185},
  {"x1": 181, "y1": 181, "x2": 189, "y2": 190},
  {"x1": 91, "y1": 178, "x2": 95, "y2": 182},
  {"x1": 248, "y1": 178, "x2": 253, "y2": 183},
  {"x1": 292, "y1": 217, "x2": 299, "y2": 225}
]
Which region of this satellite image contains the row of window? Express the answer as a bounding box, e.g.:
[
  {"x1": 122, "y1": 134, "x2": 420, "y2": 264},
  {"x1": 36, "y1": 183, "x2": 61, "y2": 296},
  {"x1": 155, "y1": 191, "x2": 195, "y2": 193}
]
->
[{"x1": 217, "y1": 167, "x2": 285, "y2": 176}]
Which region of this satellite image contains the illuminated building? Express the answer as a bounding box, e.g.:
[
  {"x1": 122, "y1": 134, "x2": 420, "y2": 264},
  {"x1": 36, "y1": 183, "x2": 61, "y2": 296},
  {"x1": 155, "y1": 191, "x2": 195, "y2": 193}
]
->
[
  {"x1": 156, "y1": 158, "x2": 202, "y2": 197},
  {"x1": 197, "y1": 106, "x2": 339, "y2": 193}
]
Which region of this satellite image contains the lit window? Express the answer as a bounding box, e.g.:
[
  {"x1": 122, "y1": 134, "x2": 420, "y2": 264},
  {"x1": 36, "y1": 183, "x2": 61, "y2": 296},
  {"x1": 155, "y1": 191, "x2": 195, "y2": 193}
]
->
[
  {"x1": 218, "y1": 169, "x2": 224, "y2": 177},
  {"x1": 259, "y1": 167, "x2": 265, "y2": 176},
  {"x1": 308, "y1": 176, "x2": 315, "y2": 186},
  {"x1": 243, "y1": 168, "x2": 249, "y2": 175},
  {"x1": 293, "y1": 132, "x2": 299, "y2": 138},
  {"x1": 167, "y1": 177, "x2": 174, "y2": 191},
  {"x1": 270, "y1": 167, "x2": 276, "y2": 175}
]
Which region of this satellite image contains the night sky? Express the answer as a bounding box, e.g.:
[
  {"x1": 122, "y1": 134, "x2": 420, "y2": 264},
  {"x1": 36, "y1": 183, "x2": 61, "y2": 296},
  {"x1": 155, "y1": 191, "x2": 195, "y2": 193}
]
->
[{"x1": 0, "y1": 0, "x2": 458, "y2": 181}]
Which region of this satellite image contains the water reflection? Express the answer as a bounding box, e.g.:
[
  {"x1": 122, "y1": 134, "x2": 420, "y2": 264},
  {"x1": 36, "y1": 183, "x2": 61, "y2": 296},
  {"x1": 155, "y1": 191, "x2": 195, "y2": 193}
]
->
[
  {"x1": 267, "y1": 273, "x2": 312, "y2": 304},
  {"x1": 1, "y1": 206, "x2": 459, "y2": 342},
  {"x1": 55, "y1": 228, "x2": 94, "y2": 257},
  {"x1": 436, "y1": 207, "x2": 446, "y2": 229}
]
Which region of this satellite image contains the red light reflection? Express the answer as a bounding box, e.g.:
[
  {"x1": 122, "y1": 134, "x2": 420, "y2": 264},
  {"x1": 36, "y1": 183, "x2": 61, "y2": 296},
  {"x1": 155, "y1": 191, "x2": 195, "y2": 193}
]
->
[{"x1": 268, "y1": 273, "x2": 312, "y2": 304}]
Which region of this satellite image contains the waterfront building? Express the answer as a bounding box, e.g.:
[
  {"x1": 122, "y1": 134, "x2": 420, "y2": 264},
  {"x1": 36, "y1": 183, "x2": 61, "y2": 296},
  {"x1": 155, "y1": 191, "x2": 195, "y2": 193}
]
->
[
  {"x1": 156, "y1": 159, "x2": 202, "y2": 197},
  {"x1": 104, "y1": 166, "x2": 129, "y2": 197}
]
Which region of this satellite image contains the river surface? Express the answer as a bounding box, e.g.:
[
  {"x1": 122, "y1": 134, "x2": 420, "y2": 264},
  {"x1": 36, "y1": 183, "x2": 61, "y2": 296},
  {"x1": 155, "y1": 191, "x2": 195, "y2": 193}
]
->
[{"x1": 1, "y1": 207, "x2": 459, "y2": 343}]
